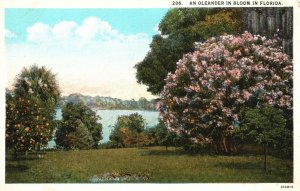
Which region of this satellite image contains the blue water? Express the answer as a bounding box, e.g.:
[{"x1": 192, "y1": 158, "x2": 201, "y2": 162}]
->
[{"x1": 47, "y1": 109, "x2": 160, "y2": 148}]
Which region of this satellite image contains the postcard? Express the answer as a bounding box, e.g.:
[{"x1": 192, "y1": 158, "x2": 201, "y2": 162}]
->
[{"x1": 0, "y1": 0, "x2": 299, "y2": 191}]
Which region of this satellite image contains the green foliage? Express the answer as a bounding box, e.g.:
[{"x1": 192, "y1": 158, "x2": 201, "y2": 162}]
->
[
  {"x1": 5, "y1": 65, "x2": 60, "y2": 154},
  {"x1": 135, "y1": 8, "x2": 243, "y2": 94},
  {"x1": 114, "y1": 113, "x2": 145, "y2": 133},
  {"x1": 151, "y1": 120, "x2": 180, "y2": 148},
  {"x1": 109, "y1": 113, "x2": 146, "y2": 147},
  {"x1": 236, "y1": 106, "x2": 292, "y2": 158},
  {"x1": 55, "y1": 102, "x2": 102, "y2": 149},
  {"x1": 192, "y1": 10, "x2": 242, "y2": 40},
  {"x1": 64, "y1": 120, "x2": 94, "y2": 149},
  {"x1": 135, "y1": 34, "x2": 190, "y2": 94},
  {"x1": 158, "y1": 8, "x2": 211, "y2": 35},
  {"x1": 136, "y1": 131, "x2": 156, "y2": 147},
  {"x1": 14, "y1": 65, "x2": 60, "y2": 105}
]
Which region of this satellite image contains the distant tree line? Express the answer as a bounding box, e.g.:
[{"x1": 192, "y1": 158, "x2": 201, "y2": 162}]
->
[{"x1": 60, "y1": 93, "x2": 157, "y2": 110}]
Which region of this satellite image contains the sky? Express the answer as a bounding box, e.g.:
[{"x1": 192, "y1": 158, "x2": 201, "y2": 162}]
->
[{"x1": 5, "y1": 8, "x2": 168, "y2": 100}]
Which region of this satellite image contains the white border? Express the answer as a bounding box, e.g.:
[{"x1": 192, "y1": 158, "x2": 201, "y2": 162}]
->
[
  {"x1": 0, "y1": 0, "x2": 299, "y2": 191},
  {"x1": 0, "y1": 0, "x2": 297, "y2": 8}
]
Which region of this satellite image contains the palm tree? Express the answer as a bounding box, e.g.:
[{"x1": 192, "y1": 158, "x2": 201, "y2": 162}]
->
[{"x1": 14, "y1": 64, "x2": 60, "y2": 103}]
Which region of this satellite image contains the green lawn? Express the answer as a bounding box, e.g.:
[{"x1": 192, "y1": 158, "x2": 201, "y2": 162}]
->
[{"x1": 6, "y1": 146, "x2": 293, "y2": 183}]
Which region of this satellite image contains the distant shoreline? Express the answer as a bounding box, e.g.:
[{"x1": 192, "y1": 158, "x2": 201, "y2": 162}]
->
[
  {"x1": 56, "y1": 107, "x2": 158, "y2": 112},
  {"x1": 59, "y1": 93, "x2": 158, "y2": 111},
  {"x1": 91, "y1": 107, "x2": 158, "y2": 112}
]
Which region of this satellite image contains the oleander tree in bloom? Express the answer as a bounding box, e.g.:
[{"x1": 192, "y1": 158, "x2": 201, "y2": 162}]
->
[{"x1": 156, "y1": 31, "x2": 293, "y2": 153}]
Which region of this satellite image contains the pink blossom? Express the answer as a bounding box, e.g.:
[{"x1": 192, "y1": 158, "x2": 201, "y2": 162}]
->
[
  {"x1": 194, "y1": 64, "x2": 203, "y2": 72},
  {"x1": 224, "y1": 79, "x2": 231, "y2": 86},
  {"x1": 231, "y1": 37, "x2": 243, "y2": 46},
  {"x1": 224, "y1": 49, "x2": 231, "y2": 57},
  {"x1": 233, "y1": 50, "x2": 242, "y2": 57},
  {"x1": 227, "y1": 57, "x2": 237, "y2": 63},
  {"x1": 155, "y1": 101, "x2": 161, "y2": 110},
  {"x1": 229, "y1": 69, "x2": 241, "y2": 79},
  {"x1": 243, "y1": 90, "x2": 252, "y2": 100}
]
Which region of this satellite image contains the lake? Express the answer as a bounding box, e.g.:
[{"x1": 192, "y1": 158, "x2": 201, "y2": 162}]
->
[{"x1": 47, "y1": 109, "x2": 160, "y2": 148}]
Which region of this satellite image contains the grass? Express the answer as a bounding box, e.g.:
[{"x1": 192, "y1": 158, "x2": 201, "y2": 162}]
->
[{"x1": 5, "y1": 146, "x2": 293, "y2": 183}]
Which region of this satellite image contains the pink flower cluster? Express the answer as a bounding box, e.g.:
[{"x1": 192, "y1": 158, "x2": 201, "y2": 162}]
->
[{"x1": 157, "y1": 31, "x2": 293, "y2": 140}]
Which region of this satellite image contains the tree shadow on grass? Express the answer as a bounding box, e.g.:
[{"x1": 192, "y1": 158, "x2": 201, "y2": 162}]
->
[
  {"x1": 215, "y1": 161, "x2": 260, "y2": 170},
  {"x1": 6, "y1": 151, "x2": 46, "y2": 161},
  {"x1": 141, "y1": 149, "x2": 218, "y2": 157},
  {"x1": 6, "y1": 164, "x2": 29, "y2": 172},
  {"x1": 8, "y1": 156, "x2": 45, "y2": 161},
  {"x1": 141, "y1": 149, "x2": 187, "y2": 156}
]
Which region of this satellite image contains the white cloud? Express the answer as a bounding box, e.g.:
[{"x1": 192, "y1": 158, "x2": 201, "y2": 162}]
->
[
  {"x1": 53, "y1": 21, "x2": 77, "y2": 40},
  {"x1": 75, "y1": 17, "x2": 120, "y2": 41},
  {"x1": 26, "y1": 17, "x2": 148, "y2": 44},
  {"x1": 5, "y1": 29, "x2": 17, "y2": 38},
  {"x1": 27, "y1": 22, "x2": 52, "y2": 43}
]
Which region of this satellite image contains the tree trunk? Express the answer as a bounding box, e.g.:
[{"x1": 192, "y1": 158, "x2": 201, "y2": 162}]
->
[
  {"x1": 264, "y1": 143, "x2": 267, "y2": 171},
  {"x1": 221, "y1": 136, "x2": 228, "y2": 154},
  {"x1": 35, "y1": 143, "x2": 41, "y2": 158},
  {"x1": 25, "y1": 150, "x2": 29, "y2": 159},
  {"x1": 231, "y1": 136, "x2": 237, "y2": 153},
  {"x1": 165, "y1": 143, "x2": 168, "y2": 151},
  {"x1": 13, "y1": 148, "x2": 18, "y2": 160}
]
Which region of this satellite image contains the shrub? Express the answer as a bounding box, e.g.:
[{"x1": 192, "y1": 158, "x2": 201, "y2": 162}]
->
[
  {"x1": 109, "y1": 113, "x2": 145, "y2": 148},
  {"x1": 55, "y1": 102, "x2": 102, "y2": 149}
]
